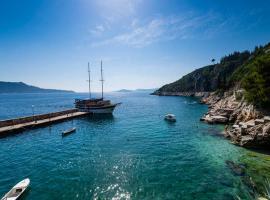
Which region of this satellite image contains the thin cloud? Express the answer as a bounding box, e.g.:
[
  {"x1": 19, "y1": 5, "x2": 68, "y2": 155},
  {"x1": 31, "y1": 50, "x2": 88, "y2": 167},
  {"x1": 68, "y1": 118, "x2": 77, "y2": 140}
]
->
[
  {"x1": 91, "y1": 12, "x2": 223, "y2": 48},
  {"x1": 89, "y1": 25, "x2": 105, "y2": 36}
]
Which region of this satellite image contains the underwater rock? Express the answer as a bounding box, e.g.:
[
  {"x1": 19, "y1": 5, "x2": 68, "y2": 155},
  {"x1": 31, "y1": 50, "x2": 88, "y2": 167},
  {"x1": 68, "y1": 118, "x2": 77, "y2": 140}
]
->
[
  {"x1": 226, "y1": 160, "x2": 246, "y2": 176},
  {"x1": 257, "y1": 197, "x2": 268, "y2": 200}
]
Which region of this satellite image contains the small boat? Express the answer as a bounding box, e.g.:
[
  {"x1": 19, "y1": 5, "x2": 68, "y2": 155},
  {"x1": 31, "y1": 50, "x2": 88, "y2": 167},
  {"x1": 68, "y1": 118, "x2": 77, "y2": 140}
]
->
[
  {"x1": 62, "y1": 127, "x2": 76, "y2": 136},
  {"x1": 1, "y1": 178, "x2": 30, "y2": 200},
  {"x1": 164, "y1": 114, "x2": 176, "y2": 122}
]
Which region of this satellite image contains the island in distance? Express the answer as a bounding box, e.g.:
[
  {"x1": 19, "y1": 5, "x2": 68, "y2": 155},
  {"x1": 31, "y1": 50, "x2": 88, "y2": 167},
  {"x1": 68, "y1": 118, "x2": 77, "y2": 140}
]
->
[
  {"x1": 115, "y1": 88, "x2": 158, "y2": 93},
  {"x1": 0, "y1": 81, "x2": 74, "y2": 93}
]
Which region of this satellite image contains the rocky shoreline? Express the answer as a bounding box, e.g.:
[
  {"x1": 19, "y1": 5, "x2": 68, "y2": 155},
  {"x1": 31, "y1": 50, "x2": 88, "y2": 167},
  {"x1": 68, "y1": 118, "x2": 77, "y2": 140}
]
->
[
  {"x1": 151, "y1": 91, "x2": 209, "y2": 97},
  {"x1": 200, "y1": 90, "x2": 270, "y2": 149},
  {"x1": 152, "y1": 89, "x2": 270, "y2": 149}
]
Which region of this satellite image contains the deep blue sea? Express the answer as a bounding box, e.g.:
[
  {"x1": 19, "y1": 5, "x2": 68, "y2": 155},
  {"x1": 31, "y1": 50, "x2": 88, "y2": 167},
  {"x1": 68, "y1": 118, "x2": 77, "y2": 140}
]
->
[{"x1": 0, "y1": 92, "x2": 269, "y2": 200}]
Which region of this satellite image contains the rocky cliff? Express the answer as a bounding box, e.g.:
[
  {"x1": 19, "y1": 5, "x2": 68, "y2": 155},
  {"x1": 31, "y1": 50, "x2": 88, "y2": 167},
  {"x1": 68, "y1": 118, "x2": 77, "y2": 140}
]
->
[{"x1": 200, "y1": 90, "x2": 270, "y2": 149}]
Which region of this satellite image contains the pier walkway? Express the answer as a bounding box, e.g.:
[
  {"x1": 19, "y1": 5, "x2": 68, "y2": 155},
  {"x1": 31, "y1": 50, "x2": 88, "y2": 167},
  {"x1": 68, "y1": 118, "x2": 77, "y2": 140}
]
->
[{"x1": 0, "y1": 109, "x2": 88, "y2": 136}]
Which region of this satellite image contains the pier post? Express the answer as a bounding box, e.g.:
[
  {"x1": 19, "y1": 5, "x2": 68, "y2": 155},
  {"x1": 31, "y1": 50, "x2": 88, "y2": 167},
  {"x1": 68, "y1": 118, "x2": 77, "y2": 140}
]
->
[{"x1": 31, "y1": 105, "x2": 35, "y2": 123}]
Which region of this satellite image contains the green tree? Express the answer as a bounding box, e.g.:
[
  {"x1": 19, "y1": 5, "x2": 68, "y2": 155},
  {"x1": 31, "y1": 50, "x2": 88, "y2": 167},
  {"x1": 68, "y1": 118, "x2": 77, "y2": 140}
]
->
[{"x1": 242, "y1": 54, "x2": 270, "y2": 108}]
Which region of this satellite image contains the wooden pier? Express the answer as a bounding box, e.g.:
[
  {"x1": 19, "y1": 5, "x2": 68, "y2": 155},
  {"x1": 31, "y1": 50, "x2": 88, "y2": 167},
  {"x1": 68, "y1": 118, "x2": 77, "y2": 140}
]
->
[{"x1": 0, "y1": 109, "x2": 88, "y2": 137}]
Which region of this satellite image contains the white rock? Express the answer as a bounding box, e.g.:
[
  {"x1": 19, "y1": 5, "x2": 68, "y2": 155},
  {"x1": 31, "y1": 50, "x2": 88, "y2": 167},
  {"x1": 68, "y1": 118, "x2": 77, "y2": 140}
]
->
[
  {"x1": 264, "y1": 116, "x2": 270, "y2": 123},
  {"x1": 255, "y1": 119, "x2": 264, "y2": 125}
]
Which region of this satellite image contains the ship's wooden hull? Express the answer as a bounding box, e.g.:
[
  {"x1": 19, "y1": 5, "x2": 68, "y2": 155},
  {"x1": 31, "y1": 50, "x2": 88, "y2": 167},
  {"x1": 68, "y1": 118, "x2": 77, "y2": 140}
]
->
[{"x1": 78, "y1": 104, "x2": 118, "y2": 114}]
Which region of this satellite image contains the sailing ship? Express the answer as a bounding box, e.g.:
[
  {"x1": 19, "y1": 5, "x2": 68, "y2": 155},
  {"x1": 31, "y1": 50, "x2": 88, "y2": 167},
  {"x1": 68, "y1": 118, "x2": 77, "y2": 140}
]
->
[{"x1": 75, "y1": 61, "x2": 120, "y2": 114}]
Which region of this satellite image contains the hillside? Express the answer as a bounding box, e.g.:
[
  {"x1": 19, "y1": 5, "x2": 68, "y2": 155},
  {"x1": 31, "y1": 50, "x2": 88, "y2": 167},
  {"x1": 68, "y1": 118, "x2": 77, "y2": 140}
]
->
[
  {"x1": 0, "y1": 81, "x2": 74, "y2": 93},
  {"x1": 154, "y1": 51, "x2": 251, "y2": 93},
  {"x1": 153, "y1": 42, "x2": 270, "y2": 108}
]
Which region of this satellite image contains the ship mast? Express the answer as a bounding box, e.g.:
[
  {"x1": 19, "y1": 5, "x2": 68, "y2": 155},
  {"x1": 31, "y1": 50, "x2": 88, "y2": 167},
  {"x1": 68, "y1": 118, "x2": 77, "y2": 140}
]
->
[
  {"x1": 100, "y1": 60, "x2": 104, "y2": 99},
  {"x1": 87, "y1": 62, "x2": 91, "y2": 99}
]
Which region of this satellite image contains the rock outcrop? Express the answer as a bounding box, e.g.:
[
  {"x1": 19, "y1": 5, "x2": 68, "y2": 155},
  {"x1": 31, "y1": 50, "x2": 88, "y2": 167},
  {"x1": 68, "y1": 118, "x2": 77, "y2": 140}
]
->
[{"x1": 200, "y1": 89, "x2": 270, "y2": 149}]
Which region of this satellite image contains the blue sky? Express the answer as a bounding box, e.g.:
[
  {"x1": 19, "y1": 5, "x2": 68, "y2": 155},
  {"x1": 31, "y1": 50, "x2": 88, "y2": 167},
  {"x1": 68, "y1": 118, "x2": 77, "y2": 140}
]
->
[{"x1": 0, "y1": 0, "x2": 270, "y2": 92}]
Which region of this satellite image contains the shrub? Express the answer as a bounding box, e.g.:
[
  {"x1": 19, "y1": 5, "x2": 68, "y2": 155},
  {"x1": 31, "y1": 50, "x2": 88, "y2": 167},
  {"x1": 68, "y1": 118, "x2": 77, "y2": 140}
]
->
[{"x1": 242, "y1": 54, "x2": 270, "y2": 108}]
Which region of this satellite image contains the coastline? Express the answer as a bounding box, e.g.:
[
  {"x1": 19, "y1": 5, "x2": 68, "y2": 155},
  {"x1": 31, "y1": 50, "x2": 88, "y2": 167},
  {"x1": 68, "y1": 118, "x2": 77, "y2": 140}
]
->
[
  {"x1": 200, "y1": 90, "x2": 270, "y2": 149},
  {"x1": 151, "y1": 91, "x2": 209, "y2": 97},
  {"x1": 152, "y1": 90, "x2": 270, "y2": 150}
]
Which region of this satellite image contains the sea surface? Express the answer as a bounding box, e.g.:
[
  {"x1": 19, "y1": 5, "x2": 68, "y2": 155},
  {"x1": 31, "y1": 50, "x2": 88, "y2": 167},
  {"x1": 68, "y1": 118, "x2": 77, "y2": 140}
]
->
[{"x1": 0, "y1": 92, "x2": 270, "y2": 200}]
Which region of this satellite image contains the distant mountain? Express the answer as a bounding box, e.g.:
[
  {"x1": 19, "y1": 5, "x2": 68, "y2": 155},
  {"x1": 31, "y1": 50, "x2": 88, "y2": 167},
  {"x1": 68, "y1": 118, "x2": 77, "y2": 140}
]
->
[
  {"x1": 115, "y1": 88, "x2": 157, "y2": 93},
  {"x1": 135, "y1": 88, "x2": 158, "y2": 92},
  {"x1": 116, "y1": 89, "x2": 133, "y2": 92},
  {"x1": 0, "y1": 81, "x2": 74, "y2": 93}
]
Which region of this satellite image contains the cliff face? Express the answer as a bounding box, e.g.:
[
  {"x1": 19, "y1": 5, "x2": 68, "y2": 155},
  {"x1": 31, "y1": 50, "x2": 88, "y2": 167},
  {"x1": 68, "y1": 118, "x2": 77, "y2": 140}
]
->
[{"x1": 200, "y1": 91, "x2": 270, "y2": 149}]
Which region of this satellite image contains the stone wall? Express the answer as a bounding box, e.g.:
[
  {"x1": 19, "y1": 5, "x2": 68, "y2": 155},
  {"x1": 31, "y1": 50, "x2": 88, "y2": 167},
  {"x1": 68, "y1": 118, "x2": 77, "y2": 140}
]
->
[{"x1": 0, "y1": 109, "x2": 78, "y2": 128}]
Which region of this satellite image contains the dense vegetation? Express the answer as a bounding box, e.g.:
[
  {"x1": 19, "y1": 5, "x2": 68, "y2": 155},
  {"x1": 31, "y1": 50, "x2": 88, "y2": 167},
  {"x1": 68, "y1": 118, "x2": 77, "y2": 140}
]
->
[
  {"x1": 231, "y1": 44, "x2": 270, "y2": 108},
  {"x1": 0, "y1": 81, "x2": 74, "y2": 93},
  {"x1": 154, "y1": 42, "x2": 270, "y2": 109}
]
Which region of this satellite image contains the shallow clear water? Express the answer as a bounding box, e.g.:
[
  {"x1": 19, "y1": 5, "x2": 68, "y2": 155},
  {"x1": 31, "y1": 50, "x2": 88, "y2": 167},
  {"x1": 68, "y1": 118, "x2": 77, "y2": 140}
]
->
[{"x1": 0, "y1": 92, "x2": 269, "y2": 199}]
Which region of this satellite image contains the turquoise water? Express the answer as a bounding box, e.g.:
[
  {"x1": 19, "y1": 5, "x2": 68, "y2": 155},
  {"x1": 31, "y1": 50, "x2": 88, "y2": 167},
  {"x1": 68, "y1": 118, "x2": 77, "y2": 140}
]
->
[{"x1": 0, "y1": 92, "x2": 269, "y2": 199}]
